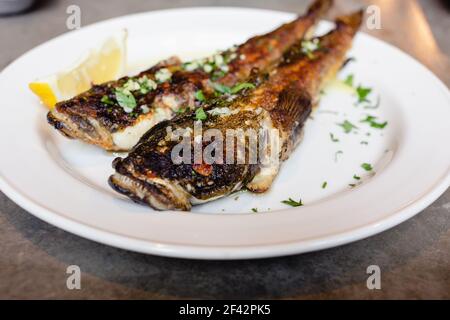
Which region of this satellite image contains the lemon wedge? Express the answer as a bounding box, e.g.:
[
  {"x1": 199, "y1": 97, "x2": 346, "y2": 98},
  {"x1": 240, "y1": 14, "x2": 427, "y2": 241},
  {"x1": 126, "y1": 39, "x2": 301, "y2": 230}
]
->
[{"x1": 29, "y1": 29, "x2": 127, "y2": 109}]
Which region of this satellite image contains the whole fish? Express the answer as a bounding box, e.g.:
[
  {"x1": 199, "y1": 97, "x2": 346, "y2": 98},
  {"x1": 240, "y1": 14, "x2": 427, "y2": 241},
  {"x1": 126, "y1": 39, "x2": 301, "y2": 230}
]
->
[
  {"x1": 109, "y1": 11, "x2": 364, "y2": 211},
  {"x1": 47, "y1": 0, "x2": 332, "y2": 151}
]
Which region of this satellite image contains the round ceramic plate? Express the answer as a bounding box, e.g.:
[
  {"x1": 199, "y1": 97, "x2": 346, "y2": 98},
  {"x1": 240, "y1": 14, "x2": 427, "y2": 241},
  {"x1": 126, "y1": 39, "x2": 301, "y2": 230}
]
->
[{"x1": 0, "y1": 8, "x2": 449, "y2": 260}]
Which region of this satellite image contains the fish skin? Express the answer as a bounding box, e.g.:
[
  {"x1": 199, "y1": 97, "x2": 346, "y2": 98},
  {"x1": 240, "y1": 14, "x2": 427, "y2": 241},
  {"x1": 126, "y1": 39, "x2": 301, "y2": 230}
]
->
[
  {"x1": 109, "y1": 11, "x2": 364, "y2": 211},
  {"x1": 47, "y1": 0, "x2": 333, "y2": 151}
]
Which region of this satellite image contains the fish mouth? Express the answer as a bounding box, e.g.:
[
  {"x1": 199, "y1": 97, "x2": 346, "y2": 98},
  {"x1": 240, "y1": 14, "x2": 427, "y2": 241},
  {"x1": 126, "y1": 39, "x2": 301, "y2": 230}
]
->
[
  {"x1": 108, "y1": 172, "x2": 191, "y2": 211},
  {"x1": 47, "y1": 110, "x2": 118, "y2": 151}
]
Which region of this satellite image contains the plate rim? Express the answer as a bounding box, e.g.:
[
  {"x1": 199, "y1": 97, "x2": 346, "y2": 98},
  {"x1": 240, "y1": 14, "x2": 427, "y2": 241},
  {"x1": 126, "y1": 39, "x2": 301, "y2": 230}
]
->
[{"x1": 0, "y1": 7, "x2": 449, "y2": 260}]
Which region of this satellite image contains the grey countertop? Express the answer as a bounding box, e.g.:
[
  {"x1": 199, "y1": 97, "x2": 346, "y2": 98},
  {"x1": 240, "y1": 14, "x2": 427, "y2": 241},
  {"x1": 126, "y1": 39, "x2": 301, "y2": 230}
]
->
[{"x1": 1, "y1": 0, "x2": 449, "y2": 299}]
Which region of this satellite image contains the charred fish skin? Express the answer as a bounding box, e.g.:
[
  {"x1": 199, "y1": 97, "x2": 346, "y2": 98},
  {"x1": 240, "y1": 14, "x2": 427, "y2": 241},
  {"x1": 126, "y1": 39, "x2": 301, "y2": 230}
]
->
[
  {"x1": 47, "y1": 0, "x2": 333, "y2": 151},
  {"x1": 109, "y1": 11, "x2": 364, "y2": 211}
]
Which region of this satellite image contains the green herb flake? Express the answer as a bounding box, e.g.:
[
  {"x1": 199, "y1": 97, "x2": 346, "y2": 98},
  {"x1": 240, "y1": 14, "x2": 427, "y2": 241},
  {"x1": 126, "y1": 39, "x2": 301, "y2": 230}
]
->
[
  {"x1": 211, "y1": 82, "x2": 232, "y2": 94},
  {"x1": 361, "y1": 141, "x2": 369, "y2": 145},
  {"x1": 361, "y1": 163, "x2": 373, "y2": 171},
  {"x1": 330, "y1": 133, "x2": 339, "y2": 142},
  {"x1": 356, "y1": 86, "x2": 372, "y2": 103},
  {"x1": 360, "y1": 115, "x2": 388, "y2": 129},
  {"x1": 115, "y1": 90, "x2": 137, "y2": 111},
  {"x1": 231, "y1": 82, "x2": 256, "y2": 94},
  {"x1": 195, "y1": 107, "x2": 207, "y2": 121},
  {"x1": 353, "y1": 175, "x2": 361, "y2": 180},
  {"x1": 101, "y1": 95, "x2": 114, "y2": 105},
  {"x1": 349, "y1": 184, "x2": 357, "y2": 188},
  {"x1": 338, "y1": 120, "x2": 358, "y2": 134},
  {"x1": 322, "y1": 182, "x2": 328, "y2": 189},
  {"x1": 195, "y1": 90, "x2": 206, "y2": 102},
  {"x1": 251, "y1": 208, "x2": 258, "y2": 213},
  {"x1": 281, "y1": 198, "x2": 303, "y2": 207},
  {"x1": 344, "y1": 74, "x2": 354, "y2": 87}
]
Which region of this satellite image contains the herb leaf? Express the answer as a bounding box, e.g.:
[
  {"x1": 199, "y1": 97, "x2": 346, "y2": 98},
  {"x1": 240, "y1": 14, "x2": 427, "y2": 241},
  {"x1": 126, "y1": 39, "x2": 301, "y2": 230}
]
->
[
  {"x1": 115, "y1": 90, "x2": 136, "y2": 111},
  {"x1": 251, "y1": 208, "x2": 258, "y2": 213},
  {"x1": 360, "y1": 115, "x2": 388, "y2": 129},
  {"x1": 195, "y1": 90, "x2": 206, "y2": 102},
  {"x1": 338, "y1": 120, "x2": 358, "y2": 133},
  {"x1": 361, "y1": 163, "x2": 373, "y2": 171},
  {"x1": 195, "y1": 107, "x2": 207, "y2": 121},
  {"x1": 344, "y1": 74, "x2": 354, "y2": 87},
  {"x1": 101, "y1": 95, "x2": 114, "y2": 105},
  {"x1": 353, "y1": 175, "x2": 361, "y2": 180},
  {"x1": 322, "y1": 182, "x2": 328, "y2": 189},
  {"x1": 281, "y1": 198, "x2": 303, "y2": 207},
  {"x1": 231, "y1": 82, "x2": 255, "y2": 94},
  {"x1": 356, "y1": 86, "x2": 372, "y2": 103},
  {"x1": 211, "y1": 82, "x2": 232, "y2": 94}
]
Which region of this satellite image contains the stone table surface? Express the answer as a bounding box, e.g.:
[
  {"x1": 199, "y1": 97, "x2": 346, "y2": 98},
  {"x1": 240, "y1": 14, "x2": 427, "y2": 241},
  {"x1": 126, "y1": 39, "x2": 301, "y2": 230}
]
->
[{"x1": 0, "y1": 0, "x2": 449, "y2": 299}]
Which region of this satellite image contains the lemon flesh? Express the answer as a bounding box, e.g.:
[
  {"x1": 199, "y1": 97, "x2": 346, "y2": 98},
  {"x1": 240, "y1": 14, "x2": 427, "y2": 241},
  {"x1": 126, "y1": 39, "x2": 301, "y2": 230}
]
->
[{"x1": 29, "y1": 30, "x2": 127, "y2": 109}]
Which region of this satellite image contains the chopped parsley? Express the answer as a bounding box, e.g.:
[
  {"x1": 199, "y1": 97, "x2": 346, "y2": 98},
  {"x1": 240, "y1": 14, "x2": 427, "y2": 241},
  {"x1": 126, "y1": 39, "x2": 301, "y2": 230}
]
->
[
  {"x1": 115, "y1": 90, "x2": 136, "y2": 112},
  {"x1": 361, "y1": 141, "x2": 369, "y2": 145},
  {"x1": 154, "y1": 68, "x2": 172, "y2": 83},
  {"x1": 361, "y1": 163, "x2": 373, "y2": 171},
  {"x1": 211, "y1": 82, "x2": 232, "y2": 95},
  {"x1": 338, "y1": 120, "x2": 358, "y2": 133},
  {"x1": 176, "y1": 107, "x2": 187, "y2": 115},
  {"x1": 301, "y1": 38, "x2": 320, "y2": 59},
  {"x1": 281, "y1": 198, "x2": 304, "y2": 207},
  {"x1": 251, "y1": 208, "x2": 258, "y2": 213},
  {"x1": 353, "y1": 175, "x2": 361, "y2": 180},
  {"x1": 322, "y1": 182, "x2": 328, "y2": 189},
  {"x1": 360, "y1": 115, "x2": 388, "y2": 129},
  {"x1": 194, "y1": 90, "x2": 206, "y2": 102},
  {"x1": 344, "y1": 74, "x2": 354, "y2": 87},
  {"x1": 356, "y1": 86, "x2": 372, "y2": 104},
  {"x1": 101, "y1": 95, "x2": 114, "y2": 105},
  {"x1": 349, "y1": 184, "x2": 357, "y2": 188},
  {"x1": 330, "y1": 133, "x2": 339, "y2": 142},
  {"x1": 230, "y1": 82, "x2": 255, "y2": 94},
  {"x1": 195, "y1": 107, "x2": 207, "y2": 121}
]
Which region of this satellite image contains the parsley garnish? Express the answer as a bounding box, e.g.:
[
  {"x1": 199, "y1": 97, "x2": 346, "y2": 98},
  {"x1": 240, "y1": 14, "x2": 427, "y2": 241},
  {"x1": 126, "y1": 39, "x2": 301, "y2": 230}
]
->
[
  {"x1": 231, "y1": 82, "x2": 255, "y2": 94},
  {"x1": 195, "y1": 90, "x2": 206, "y2": 102},
  {"x1": 361, "y1": 141, "x2": 369, "y2": 145},
  {"x1": 360, "y1": 115, "x2": 388, "y2": 129},
  {"x1": 195, "y1": 107, "x2": 207, "y2": 121},
  {"x1": 322, "y1": 182, "x2": 328, "y2": 189},
  {"x1": 330, "y1": 133, "x2": 339, "y2": 142},
  {"x1": 115, "y1": 90, "x2": 136, "y2": 112},
  {"x1": 251, "y1": 208, "x2": 258, "y2": 213},
  {"x1": 176, "y1": 107, "x2": 187, "y2": 115},
  {"x1": 353, "y1": 175, "x2": 361, "y2": 180},
  {"x1": 338, "y1": 120, "x2": 358, "y2": 133},
  {"x1": 356, "y1": 86, "x2": 372, "y2": 103},
  {"x1": 281, "y1": 198, "x2": 303, "y2": 207},
  {"x1": 344, "y1": 74, "x2": 354, "y2": 87},
  {"x1": 101, "y1": 95, "x2": 114, "y2": 105},
  {"x1": 361, "y1": 163, "x2": 373, "y2": 171},
  {"x1": 211, "y1": 82, "x2": 232, "y2": 94}
]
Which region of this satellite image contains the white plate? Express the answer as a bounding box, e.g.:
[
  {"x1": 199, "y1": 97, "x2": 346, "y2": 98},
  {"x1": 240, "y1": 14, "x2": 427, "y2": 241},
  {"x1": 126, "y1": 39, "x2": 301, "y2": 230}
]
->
[{"x1": 0, "y1": 8, "x2": 449, "y2": 260}]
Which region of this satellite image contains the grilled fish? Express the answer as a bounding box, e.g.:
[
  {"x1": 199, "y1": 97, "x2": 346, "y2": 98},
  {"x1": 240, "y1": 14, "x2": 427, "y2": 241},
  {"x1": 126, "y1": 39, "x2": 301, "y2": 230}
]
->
[
  {"x1": 109, "y1": 11, "x2": 364, "y2": 211},
  {"x1": 47, "y1": 0, "x2": 332, "y2": 151}
]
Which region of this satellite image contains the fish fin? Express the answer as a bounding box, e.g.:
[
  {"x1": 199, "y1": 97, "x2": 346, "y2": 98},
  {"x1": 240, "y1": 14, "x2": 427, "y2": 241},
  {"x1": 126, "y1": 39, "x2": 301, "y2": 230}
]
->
[
  {"x1": 336, "y1": 10, "x2": 364, "y2": 35},
  {"x1": 307, "y1": 0, "x2": 333, "y2": 18},
  {"x1": 270, "y1": 89, "x2": 312, "y2": 131}
]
